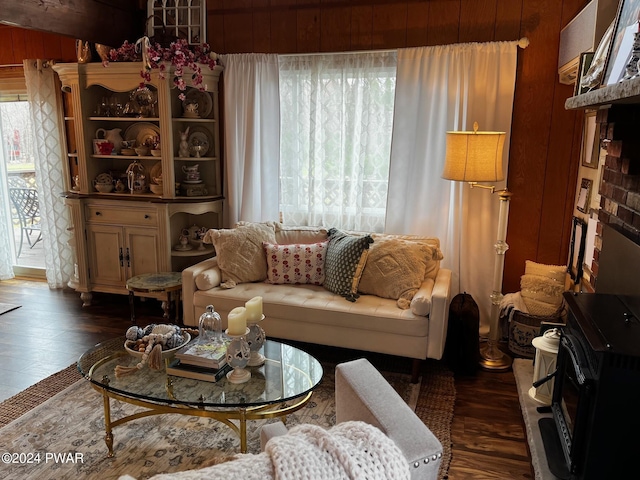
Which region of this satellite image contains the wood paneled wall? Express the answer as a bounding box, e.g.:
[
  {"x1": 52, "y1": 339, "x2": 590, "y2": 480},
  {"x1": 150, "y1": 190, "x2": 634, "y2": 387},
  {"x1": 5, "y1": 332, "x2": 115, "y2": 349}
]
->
[
  {"x1": 0, "y1": 25, "x2": 76, "y2": 65},
  {"x1": 207, "y1": 0, "x2": 588, "y2": 293}
]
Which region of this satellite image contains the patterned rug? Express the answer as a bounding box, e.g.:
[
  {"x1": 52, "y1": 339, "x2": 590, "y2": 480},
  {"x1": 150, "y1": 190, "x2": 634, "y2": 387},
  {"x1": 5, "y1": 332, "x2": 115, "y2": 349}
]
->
[{"x1": 0, "y1": 360, "x2": 454, "y2": 480}]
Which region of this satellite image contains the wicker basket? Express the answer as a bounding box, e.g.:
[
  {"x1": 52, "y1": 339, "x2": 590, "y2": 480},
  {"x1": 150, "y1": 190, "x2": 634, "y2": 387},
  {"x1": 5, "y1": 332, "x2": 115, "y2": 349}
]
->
[{"x1": 508, "y1": 311, "x2": 555, "y2": 358}]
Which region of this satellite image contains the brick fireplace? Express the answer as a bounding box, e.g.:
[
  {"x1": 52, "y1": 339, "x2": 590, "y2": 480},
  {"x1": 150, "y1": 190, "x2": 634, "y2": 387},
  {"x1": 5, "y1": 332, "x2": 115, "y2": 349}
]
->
[{"x1": 590, "y1": 104, "x2": 640, "y2": 290}]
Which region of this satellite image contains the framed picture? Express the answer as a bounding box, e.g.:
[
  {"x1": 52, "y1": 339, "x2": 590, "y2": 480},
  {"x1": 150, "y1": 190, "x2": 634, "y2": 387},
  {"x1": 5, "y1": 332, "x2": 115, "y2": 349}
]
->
[
  {"x1": 567, "y1": 216, "x2": 587, "y2": 284},
  {"x1": 581, "y1": 111, "x2": 600, "y2": 169},
  {"x1": 602, "y1": 0, "x2": 640, "y2": 86},
  {"x1": 576, "y1": 178, "x2": 592, "y2": 213}
]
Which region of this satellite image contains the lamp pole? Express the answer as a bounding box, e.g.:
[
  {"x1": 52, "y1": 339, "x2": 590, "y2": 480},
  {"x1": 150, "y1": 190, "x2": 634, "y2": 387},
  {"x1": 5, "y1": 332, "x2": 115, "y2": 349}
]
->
[{"x1": 479, "y1": 188, "x2": 513, "y2": 371}]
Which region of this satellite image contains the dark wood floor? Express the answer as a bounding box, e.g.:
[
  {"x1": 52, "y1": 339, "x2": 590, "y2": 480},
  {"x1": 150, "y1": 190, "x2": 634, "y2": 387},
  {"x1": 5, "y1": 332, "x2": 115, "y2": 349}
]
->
[{"x1": 0, "y1": 278, "x2": 533, "y2": 479}]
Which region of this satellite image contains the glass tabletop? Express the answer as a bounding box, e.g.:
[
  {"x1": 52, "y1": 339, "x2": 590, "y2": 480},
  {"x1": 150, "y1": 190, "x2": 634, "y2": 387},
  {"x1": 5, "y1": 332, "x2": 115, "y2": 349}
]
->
[{"x1": 78, "y1": 337, "x2": 323, "y2": 408}]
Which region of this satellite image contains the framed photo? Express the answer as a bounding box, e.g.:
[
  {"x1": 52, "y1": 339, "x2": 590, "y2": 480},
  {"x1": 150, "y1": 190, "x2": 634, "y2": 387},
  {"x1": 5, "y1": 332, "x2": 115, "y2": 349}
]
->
[
  {"x1": 602, "y1": 0, "x2": 640, "y2": 86},
  {"x1": 576, "y1": 178, "x2": 592, "y2": 213},
  {"x1": 581, "y1": 111, "x2": 600, "y2": 169},
  {"x1": 567, "y1": 216, "x2": 587, "y2": 283}
]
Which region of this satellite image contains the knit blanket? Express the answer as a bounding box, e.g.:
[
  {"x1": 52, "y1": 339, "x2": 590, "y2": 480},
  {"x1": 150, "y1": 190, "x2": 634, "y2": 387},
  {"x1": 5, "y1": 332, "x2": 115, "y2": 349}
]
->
[{"x1": 121, "y1": 421, "x2": 409, "y2": 480}]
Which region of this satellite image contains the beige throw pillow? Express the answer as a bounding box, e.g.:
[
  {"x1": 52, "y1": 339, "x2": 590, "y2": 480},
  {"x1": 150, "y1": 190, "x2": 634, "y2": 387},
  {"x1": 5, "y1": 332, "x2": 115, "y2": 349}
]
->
[
  {"x1": 204, "y1": 223, "x2": 276, "y2": 288},
  {"x1": 358, "y1": 238, "x2": 433, "y2": 308}
]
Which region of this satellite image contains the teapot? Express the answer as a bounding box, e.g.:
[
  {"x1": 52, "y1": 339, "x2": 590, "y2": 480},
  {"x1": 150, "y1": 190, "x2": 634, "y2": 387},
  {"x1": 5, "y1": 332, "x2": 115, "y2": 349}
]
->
[
  {"x1": 96, "y1": 128, "x2": 123, "y2": 154},
  {"x1": 126, "y1": 160, "x2": 148, "y2": 194}
]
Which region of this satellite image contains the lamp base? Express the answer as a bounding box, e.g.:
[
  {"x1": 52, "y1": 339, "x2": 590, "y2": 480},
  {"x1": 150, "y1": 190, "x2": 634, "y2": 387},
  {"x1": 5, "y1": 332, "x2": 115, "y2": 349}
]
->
[{"x1": 479, "y1": 340, "x2": 512, "y2": 371}]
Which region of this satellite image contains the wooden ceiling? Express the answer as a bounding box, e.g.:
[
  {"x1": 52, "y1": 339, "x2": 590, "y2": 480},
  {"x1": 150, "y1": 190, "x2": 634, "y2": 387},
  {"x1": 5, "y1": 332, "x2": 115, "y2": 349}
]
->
[{"x1": 0, "y1": 0, "x2": 146, "y2": 46}]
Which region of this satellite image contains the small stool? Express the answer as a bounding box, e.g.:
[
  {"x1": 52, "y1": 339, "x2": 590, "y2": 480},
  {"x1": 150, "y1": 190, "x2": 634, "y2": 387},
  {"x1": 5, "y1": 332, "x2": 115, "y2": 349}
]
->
[{"x1": 126, "y1": 272, "x2": 182, "y2": 325}]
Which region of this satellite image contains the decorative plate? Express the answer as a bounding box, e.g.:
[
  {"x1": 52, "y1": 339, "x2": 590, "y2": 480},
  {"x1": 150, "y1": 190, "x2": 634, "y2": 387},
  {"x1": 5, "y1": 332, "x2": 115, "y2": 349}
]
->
[
  {"x1": 188, "y1": 126, "x2": 212, "y2": 157},
  {"x1": 124, "y1": 123, "x2": 160, "y2": 148},
  {"x1": 184, "y1": 89, "x2": 213, "y2": 118},
  {"x1": 95, "y1": 172, "x2": 113, "y2": 184},
  {"x1": 149, "y1": 162, "x2": 162, "y2": 183}
]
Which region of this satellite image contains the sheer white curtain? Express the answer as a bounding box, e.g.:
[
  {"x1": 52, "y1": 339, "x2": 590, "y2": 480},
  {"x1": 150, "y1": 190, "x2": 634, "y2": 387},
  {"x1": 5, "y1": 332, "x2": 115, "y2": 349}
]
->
[
  {"x1": 23, "y1": 60, "x2": 74, "y2": 288},
  {"x1": 386, "y1": 42, "x2": 518, "y2": 331},
  {"x1": 278, "y1": 52, "x2": 397, "y2": 232},
  {"x1": 0, "y1": 117, "x2": 14, "y2": 280},
  {"x1": 220, "y1": 54, "x2": 280, "y2": 227}
]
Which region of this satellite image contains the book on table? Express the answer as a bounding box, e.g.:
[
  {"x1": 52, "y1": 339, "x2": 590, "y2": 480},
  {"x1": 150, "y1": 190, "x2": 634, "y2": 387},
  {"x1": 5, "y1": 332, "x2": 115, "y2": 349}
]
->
[
  {"x1": 175, "y1": 340, "x2": 229, "y2": 369},
  {"x1": 166, "y1": 359, "x2": 232, "y2": 382}
]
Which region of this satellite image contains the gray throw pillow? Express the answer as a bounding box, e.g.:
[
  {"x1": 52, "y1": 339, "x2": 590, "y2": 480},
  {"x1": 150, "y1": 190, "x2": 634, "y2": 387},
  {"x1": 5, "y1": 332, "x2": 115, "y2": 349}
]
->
[{"x1": 323, "y1": 228, "x2": 373, "y2": 301}]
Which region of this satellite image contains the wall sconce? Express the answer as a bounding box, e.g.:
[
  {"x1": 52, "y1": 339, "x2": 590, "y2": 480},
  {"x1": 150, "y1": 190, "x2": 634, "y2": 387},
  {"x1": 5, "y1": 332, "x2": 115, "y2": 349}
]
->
[{"x1": 442, "y1": 122, "x2": 512, "y2": 371}]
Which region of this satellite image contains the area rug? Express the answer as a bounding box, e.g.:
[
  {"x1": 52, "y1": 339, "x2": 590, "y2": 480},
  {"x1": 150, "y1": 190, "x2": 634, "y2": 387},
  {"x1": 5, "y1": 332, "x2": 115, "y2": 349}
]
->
[
  {"x1": 0, "y1": 303, "x2": 20, "y2": 315},
  {"x1": 0, "y1": 361, "x2": 454, "y2": 480}
]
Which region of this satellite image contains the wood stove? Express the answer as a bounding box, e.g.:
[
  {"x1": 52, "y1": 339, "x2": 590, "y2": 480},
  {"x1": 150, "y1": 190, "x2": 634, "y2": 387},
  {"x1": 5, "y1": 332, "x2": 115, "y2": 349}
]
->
[{"x1": 540, "y1": 292, "x2": 640, "y2": 479}]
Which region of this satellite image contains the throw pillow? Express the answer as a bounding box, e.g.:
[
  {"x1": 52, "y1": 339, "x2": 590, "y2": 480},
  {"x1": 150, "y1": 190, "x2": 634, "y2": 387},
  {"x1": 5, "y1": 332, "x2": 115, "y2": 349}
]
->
[
  {"x1": 323, "y1": 228, "x2": 373, "y2": 301},
  {"x1": 263, "y1": 241, "x2": 328, "y2": 285},
  {"x1": 203, "y1": 223, "x2": 276, "y2": 288},
  {"x1": 524, "y1": 260, "x2": 566, "y2": 283},
  {"x1": 358, "y1": 238, "x2": 433, "y2": 308},
  {"x1": 195, "y1": 266, "x2": 222, "y2": 290}
]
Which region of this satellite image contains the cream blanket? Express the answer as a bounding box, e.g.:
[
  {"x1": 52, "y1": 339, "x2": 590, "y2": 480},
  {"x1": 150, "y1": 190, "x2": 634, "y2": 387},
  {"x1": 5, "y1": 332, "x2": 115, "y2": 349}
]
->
[{"x1": 120, "y1": 421, "x2": 410, "y2": 480}]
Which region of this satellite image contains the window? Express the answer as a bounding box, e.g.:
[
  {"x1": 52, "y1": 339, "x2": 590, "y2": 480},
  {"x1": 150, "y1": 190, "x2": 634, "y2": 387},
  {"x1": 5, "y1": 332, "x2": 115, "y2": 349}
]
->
[{"x1": 278, "y1": 52, "x2": 397, "y2": 233}]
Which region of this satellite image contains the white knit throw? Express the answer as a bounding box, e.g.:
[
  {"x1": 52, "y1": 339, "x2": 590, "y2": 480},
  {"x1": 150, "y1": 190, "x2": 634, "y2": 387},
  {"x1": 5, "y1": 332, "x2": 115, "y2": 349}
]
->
[{"x1": 123, "y1": 421, "x2": 410, "y2": 480}]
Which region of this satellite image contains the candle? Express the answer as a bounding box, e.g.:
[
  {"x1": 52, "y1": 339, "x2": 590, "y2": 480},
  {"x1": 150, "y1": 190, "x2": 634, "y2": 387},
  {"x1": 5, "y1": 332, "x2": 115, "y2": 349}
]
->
[
  {"x1": 227, "y1": 307, "x2": 247, "y2": 335},
  {"x1": 245, "y1": 296, "x2": 263, "y2": 322}
]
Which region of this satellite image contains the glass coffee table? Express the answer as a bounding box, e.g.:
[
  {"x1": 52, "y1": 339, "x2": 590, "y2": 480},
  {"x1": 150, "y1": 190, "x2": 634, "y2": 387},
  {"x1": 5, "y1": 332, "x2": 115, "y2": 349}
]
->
[{"x1": 78, "y1": 337, "x2": 323, "y2": 457}]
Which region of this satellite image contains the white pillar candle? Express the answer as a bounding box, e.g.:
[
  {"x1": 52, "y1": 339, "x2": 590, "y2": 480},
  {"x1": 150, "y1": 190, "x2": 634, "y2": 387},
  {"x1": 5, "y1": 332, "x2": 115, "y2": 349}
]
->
[
  {"x1": 245, "y1": 296, "x2": 263, "y2": 322},
  {"x1": 227, "y1": 307, "x2": 247, "y2": 335}
]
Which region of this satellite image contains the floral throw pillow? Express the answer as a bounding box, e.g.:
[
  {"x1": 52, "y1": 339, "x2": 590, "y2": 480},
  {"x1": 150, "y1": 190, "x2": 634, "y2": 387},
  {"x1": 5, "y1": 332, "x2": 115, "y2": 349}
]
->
[{"x1": 263, "y1": 242, "x2": 328, "y2": 285}]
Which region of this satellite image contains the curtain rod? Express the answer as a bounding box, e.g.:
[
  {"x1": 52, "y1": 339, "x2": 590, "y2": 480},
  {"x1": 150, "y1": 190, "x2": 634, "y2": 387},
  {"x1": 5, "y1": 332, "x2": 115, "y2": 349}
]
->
[
  {"x1": 279, "y1": 37, "x2": 529, "y2": 57},
  {"x1": 0, "y1": 64, "x2": 23, "y2": 68}
]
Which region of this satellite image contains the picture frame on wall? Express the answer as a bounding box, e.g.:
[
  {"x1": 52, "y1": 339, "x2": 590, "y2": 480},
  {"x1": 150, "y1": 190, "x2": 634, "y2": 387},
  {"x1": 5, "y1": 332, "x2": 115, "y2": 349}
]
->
[
  {"x1": 581, "y1": 111, "x2": 600, "y2": 169},
  {"x1": 567, "y1": 216, "x2": 587, "y2": 284},
  {"x1": 576, "y1": 178, "x2": 592, "y2": 213},
  {"x1": 602, "y1": 0, "x2": 640, "y2": 86}
]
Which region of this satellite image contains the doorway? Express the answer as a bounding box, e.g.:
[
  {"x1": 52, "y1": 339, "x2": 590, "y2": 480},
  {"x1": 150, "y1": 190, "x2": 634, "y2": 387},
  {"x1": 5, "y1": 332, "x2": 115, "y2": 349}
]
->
[{"x1": 0, "y1": 99, "x2": 46, "y2": 277}]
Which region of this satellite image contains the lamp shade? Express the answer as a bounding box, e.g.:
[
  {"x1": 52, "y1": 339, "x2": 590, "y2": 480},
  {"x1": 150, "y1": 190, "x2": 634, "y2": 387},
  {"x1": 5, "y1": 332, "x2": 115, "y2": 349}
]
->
[{"x1": 442, "y1": 123, "x2": 506, "y2": 182}]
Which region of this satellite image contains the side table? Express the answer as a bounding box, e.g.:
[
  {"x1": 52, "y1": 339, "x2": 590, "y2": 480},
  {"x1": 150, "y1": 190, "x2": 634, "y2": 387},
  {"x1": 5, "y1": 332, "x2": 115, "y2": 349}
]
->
[{"x1": 126, "y1": 272, "x2": 182, "y2": 324}]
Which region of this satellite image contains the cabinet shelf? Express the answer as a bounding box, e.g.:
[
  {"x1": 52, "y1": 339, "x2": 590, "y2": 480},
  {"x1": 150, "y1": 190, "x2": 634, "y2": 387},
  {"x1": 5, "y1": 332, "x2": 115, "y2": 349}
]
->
[
  {"x1": 173, "y1": 117, "x2": 216, "y2": 123},
  {"x1": 175, "y1": 156, "x2": 217, "y2": 161},
  {"x1": 88, "y1": 117, "x2": 161, "y2": 122},
  {"x1": 171, "y1": 246, "x2": 214, "y2": 257},
  {"x1": 92, "y1": 154, "x2": 162, "y2": 160}
]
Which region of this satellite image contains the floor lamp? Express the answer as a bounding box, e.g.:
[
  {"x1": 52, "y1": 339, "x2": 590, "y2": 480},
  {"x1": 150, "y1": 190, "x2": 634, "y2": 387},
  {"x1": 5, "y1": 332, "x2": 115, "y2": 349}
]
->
[{"x1": 442, "y1": 122, "x2": 512, "y2": 371}]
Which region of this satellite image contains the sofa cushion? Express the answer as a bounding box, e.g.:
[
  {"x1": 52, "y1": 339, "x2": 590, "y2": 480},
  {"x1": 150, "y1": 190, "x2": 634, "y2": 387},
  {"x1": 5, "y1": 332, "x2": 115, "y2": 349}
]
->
[
  {"x1": 274, "y1": 223, "x2": 329, "y2": 244},
  {"x1": 193, "y1": 282, "x2": 431, "y2": 338},
  {"x1": 264, "y1": 241, "x2": 328, "y2": 285},
  {"x1": 358, "y1": 238, "x2": 433, "y2": 309},
  {"x1": 202, "y1": 223, "x2": 276, "y2": 287},
  {"x1": 323, "y1": 228, "x2": 373, "y2": 301}
]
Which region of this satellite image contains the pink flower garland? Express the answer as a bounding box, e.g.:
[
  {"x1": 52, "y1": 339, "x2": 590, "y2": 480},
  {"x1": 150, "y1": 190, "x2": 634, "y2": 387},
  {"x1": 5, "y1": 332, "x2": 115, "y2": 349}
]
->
[{"x1": 107, "y1": 39, "x2": 219, "y2": 99}]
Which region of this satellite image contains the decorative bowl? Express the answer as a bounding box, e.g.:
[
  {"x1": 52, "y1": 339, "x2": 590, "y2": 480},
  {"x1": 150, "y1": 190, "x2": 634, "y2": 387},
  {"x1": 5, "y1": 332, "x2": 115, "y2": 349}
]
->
[
  {"x1": 124, "y1": 332, "x2": 191, "y2": 360},
  {"x1": 94, "y1": 183, "x2": 114, "y2": 193},
  {"x1": 149, "y1": 184, "x2": 163, "y2": 194},
  {"x1": 150, "y1": 149, "x2": 162, "y2": 157},
  {"x1": 134, "y1": 146, "x2": 149, "y2": 156}
]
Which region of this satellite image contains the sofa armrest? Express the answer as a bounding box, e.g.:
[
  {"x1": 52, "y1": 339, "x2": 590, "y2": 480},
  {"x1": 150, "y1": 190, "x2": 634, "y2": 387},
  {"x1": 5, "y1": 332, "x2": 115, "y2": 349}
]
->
[
  {"x1": 181, "y1": 257, "x2": 218, "y2": 325},
  {"x1": 426, "y1": 268, "x2": 452, "y2": 360},
  {"x1": 335, "y1": 358, "x2": 442, "y2": 480}
]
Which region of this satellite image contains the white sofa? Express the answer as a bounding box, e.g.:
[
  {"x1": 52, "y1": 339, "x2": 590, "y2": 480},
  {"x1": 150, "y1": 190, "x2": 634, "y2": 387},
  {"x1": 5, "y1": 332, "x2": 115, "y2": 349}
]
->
[{"x1": 182, "y1": 223, "x2": 452, "y2": 382}]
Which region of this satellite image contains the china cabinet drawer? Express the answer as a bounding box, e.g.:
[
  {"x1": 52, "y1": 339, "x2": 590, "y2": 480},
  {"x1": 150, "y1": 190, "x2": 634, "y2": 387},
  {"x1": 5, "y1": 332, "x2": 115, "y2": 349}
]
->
[{"x1": 85, "y1": 205, "x2": 158, "y2": 226}]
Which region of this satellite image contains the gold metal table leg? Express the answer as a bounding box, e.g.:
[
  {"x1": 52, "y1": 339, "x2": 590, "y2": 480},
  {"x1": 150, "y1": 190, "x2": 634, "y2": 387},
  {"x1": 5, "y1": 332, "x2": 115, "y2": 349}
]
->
[{"x1": 102, "y1": 388, "x2": 114, "y2": 458}]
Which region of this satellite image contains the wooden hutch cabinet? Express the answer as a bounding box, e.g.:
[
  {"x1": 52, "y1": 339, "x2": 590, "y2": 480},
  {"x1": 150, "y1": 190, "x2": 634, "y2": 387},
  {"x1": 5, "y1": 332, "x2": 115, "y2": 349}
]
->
[{"x1": 53, "y1": 62, "x2": 223, "y2": 305}]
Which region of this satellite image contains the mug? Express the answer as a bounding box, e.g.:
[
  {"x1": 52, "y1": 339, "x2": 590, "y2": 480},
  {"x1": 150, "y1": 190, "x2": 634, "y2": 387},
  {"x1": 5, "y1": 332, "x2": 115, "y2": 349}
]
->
[{"x1": 93, "y1": 139, "x2": 114, "y2": 155}]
